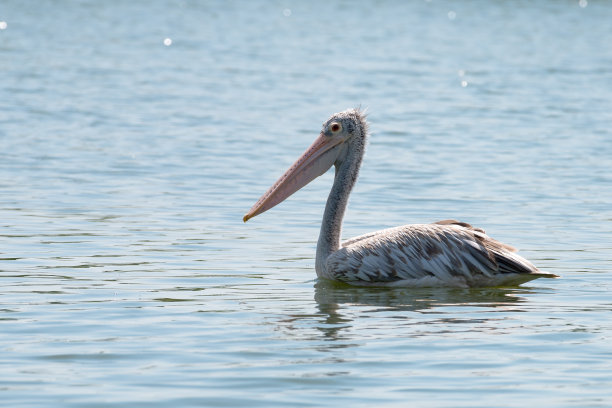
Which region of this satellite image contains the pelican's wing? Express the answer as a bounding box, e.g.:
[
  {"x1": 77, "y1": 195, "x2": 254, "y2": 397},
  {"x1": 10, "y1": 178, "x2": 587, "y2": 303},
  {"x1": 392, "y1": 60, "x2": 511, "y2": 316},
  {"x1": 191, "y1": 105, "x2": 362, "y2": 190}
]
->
[
  {"x1": 433, "y1": 219, "x2": 517, "y2": 252},
  {"x1": 325, "y1": 223, "x2": 555, "y2": 287}
]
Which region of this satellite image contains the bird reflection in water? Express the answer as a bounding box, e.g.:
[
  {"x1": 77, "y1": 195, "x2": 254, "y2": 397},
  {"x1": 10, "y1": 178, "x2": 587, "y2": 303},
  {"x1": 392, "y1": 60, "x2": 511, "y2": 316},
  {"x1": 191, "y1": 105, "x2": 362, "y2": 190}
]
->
[{"x1": 311, "y1": 280, "x2": 533, "y2": 341}]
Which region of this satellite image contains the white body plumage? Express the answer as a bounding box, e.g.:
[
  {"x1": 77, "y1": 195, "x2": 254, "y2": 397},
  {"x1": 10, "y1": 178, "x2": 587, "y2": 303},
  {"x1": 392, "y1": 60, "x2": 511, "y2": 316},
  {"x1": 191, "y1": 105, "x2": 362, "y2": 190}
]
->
[{"x1": 323, "y1": 222, "x2": 549, "y2": 287}]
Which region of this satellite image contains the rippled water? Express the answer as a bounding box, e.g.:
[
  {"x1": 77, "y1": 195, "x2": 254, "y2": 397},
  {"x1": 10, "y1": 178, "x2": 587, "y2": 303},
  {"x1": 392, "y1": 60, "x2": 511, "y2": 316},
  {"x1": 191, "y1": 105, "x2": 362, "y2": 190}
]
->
[{"x1": 1, "y1": 1, "x2": 612, "y2": 407}]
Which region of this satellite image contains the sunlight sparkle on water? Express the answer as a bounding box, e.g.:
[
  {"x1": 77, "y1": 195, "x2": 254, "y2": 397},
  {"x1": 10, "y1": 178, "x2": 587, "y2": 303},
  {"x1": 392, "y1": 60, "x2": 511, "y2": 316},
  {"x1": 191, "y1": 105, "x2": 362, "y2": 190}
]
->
[
  {"x1": 283, "y1": 9, "x2": 292, "y2": 17},
  {"x1": 0, "y1": 21, "x2": 7, "y2": 30},
  {"x1": 579, "y1": 0, "x2": 588, "y2": 8},
  {"x1": 163, "y1": 38, "x2": 172, "y2": 46}
]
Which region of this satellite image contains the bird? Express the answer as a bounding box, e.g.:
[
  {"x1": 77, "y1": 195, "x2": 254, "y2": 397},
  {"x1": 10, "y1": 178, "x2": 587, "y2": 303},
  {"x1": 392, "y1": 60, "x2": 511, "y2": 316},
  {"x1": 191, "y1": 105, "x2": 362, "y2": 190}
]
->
[{"x1": 243, "y1": 108, "x2": 558, "y2": 287}]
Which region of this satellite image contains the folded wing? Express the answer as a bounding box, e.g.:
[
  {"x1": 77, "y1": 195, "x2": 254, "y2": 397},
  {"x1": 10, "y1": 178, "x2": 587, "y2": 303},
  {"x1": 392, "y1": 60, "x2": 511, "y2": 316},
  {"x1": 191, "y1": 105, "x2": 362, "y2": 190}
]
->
[{"x1": 325, "y1": 221, "x2": 556, "y2": 287}]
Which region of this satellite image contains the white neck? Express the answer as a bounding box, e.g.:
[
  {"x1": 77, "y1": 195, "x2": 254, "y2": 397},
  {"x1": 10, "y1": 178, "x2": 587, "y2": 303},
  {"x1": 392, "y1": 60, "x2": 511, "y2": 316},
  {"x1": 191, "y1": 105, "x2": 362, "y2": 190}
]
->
[{"x1": 315, "y1": 143, "x2": 364, "y2": 277}]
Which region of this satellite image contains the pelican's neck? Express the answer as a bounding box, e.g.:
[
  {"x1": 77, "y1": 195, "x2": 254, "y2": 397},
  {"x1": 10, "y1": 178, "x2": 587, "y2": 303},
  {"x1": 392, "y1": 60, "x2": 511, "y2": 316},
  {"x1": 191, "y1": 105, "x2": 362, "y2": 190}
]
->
[{"x1": 315, "y1": 143, "x2": 364, "y2": 276}]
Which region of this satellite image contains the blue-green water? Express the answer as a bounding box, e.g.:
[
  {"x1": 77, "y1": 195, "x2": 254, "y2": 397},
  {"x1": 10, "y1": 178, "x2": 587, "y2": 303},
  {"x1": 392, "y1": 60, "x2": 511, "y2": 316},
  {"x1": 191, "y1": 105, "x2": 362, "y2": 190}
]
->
[{"x1": 1, "y1": 1, "x2": 611, "y2": 406}]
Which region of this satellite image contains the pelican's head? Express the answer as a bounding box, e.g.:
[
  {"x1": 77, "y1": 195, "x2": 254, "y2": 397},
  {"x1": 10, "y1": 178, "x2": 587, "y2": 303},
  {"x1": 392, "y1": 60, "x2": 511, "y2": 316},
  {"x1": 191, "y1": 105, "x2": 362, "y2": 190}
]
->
[{"x1": 243, "y1": 108, "x2": 368, "y2": 222}]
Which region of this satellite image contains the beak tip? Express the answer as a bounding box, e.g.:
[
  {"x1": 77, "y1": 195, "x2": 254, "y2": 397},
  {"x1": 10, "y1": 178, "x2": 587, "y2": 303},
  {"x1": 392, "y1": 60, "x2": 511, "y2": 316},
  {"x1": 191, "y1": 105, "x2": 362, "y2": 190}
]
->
[{"x1": 243, "y1": 214, "x2": 250, "y2": 223}]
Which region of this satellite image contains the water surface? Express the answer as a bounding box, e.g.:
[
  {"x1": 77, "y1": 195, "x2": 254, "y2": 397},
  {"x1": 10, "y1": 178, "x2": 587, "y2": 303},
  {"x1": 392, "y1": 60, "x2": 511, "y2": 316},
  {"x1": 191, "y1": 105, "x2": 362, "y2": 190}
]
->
[{"x1": 1, "y1": 1, "x2": 612, "y2": 407}]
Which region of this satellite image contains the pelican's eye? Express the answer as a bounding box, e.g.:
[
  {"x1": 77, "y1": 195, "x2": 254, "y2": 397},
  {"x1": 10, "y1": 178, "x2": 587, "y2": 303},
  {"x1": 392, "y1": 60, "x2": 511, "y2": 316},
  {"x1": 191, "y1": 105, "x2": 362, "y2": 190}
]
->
[{"x1": 330, "y1": 122, "x2": 342, "y2": 133}]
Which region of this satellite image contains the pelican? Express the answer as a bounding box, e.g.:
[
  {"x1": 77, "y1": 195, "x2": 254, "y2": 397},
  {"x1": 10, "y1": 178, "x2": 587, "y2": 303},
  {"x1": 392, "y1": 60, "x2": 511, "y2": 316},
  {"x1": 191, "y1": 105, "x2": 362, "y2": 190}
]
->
[{"x1": 243, "y1": 109, "x2": 558, "y2": 287}]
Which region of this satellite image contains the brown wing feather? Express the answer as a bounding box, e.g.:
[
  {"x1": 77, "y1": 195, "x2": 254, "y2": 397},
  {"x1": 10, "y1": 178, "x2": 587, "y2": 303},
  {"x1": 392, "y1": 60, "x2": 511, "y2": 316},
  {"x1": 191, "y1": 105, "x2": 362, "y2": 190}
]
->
[{"x1": 434, "y1": 219, "x2": 517, "y2": 252}]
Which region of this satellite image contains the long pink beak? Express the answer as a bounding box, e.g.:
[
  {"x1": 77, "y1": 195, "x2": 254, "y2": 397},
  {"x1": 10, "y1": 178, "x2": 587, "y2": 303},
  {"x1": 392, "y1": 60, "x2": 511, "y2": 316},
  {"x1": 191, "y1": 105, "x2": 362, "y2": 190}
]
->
[{"x1": 243, "y1": 133, "x2": 343, "y2": 222}]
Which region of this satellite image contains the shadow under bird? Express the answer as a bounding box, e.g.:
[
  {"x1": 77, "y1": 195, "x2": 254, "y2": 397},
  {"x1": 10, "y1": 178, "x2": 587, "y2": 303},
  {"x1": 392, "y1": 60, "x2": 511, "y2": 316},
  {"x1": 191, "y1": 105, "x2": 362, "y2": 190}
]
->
[{"x1": 243, "y1": 109, "x2": 558, "y2": 287}]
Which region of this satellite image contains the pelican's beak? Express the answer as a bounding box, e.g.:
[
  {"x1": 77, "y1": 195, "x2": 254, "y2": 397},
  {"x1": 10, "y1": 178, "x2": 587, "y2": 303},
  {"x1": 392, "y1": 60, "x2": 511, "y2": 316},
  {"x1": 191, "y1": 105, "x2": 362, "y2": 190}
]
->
[{"x1": 243, "y1": 133, "x2": 343, "y2": 222}]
